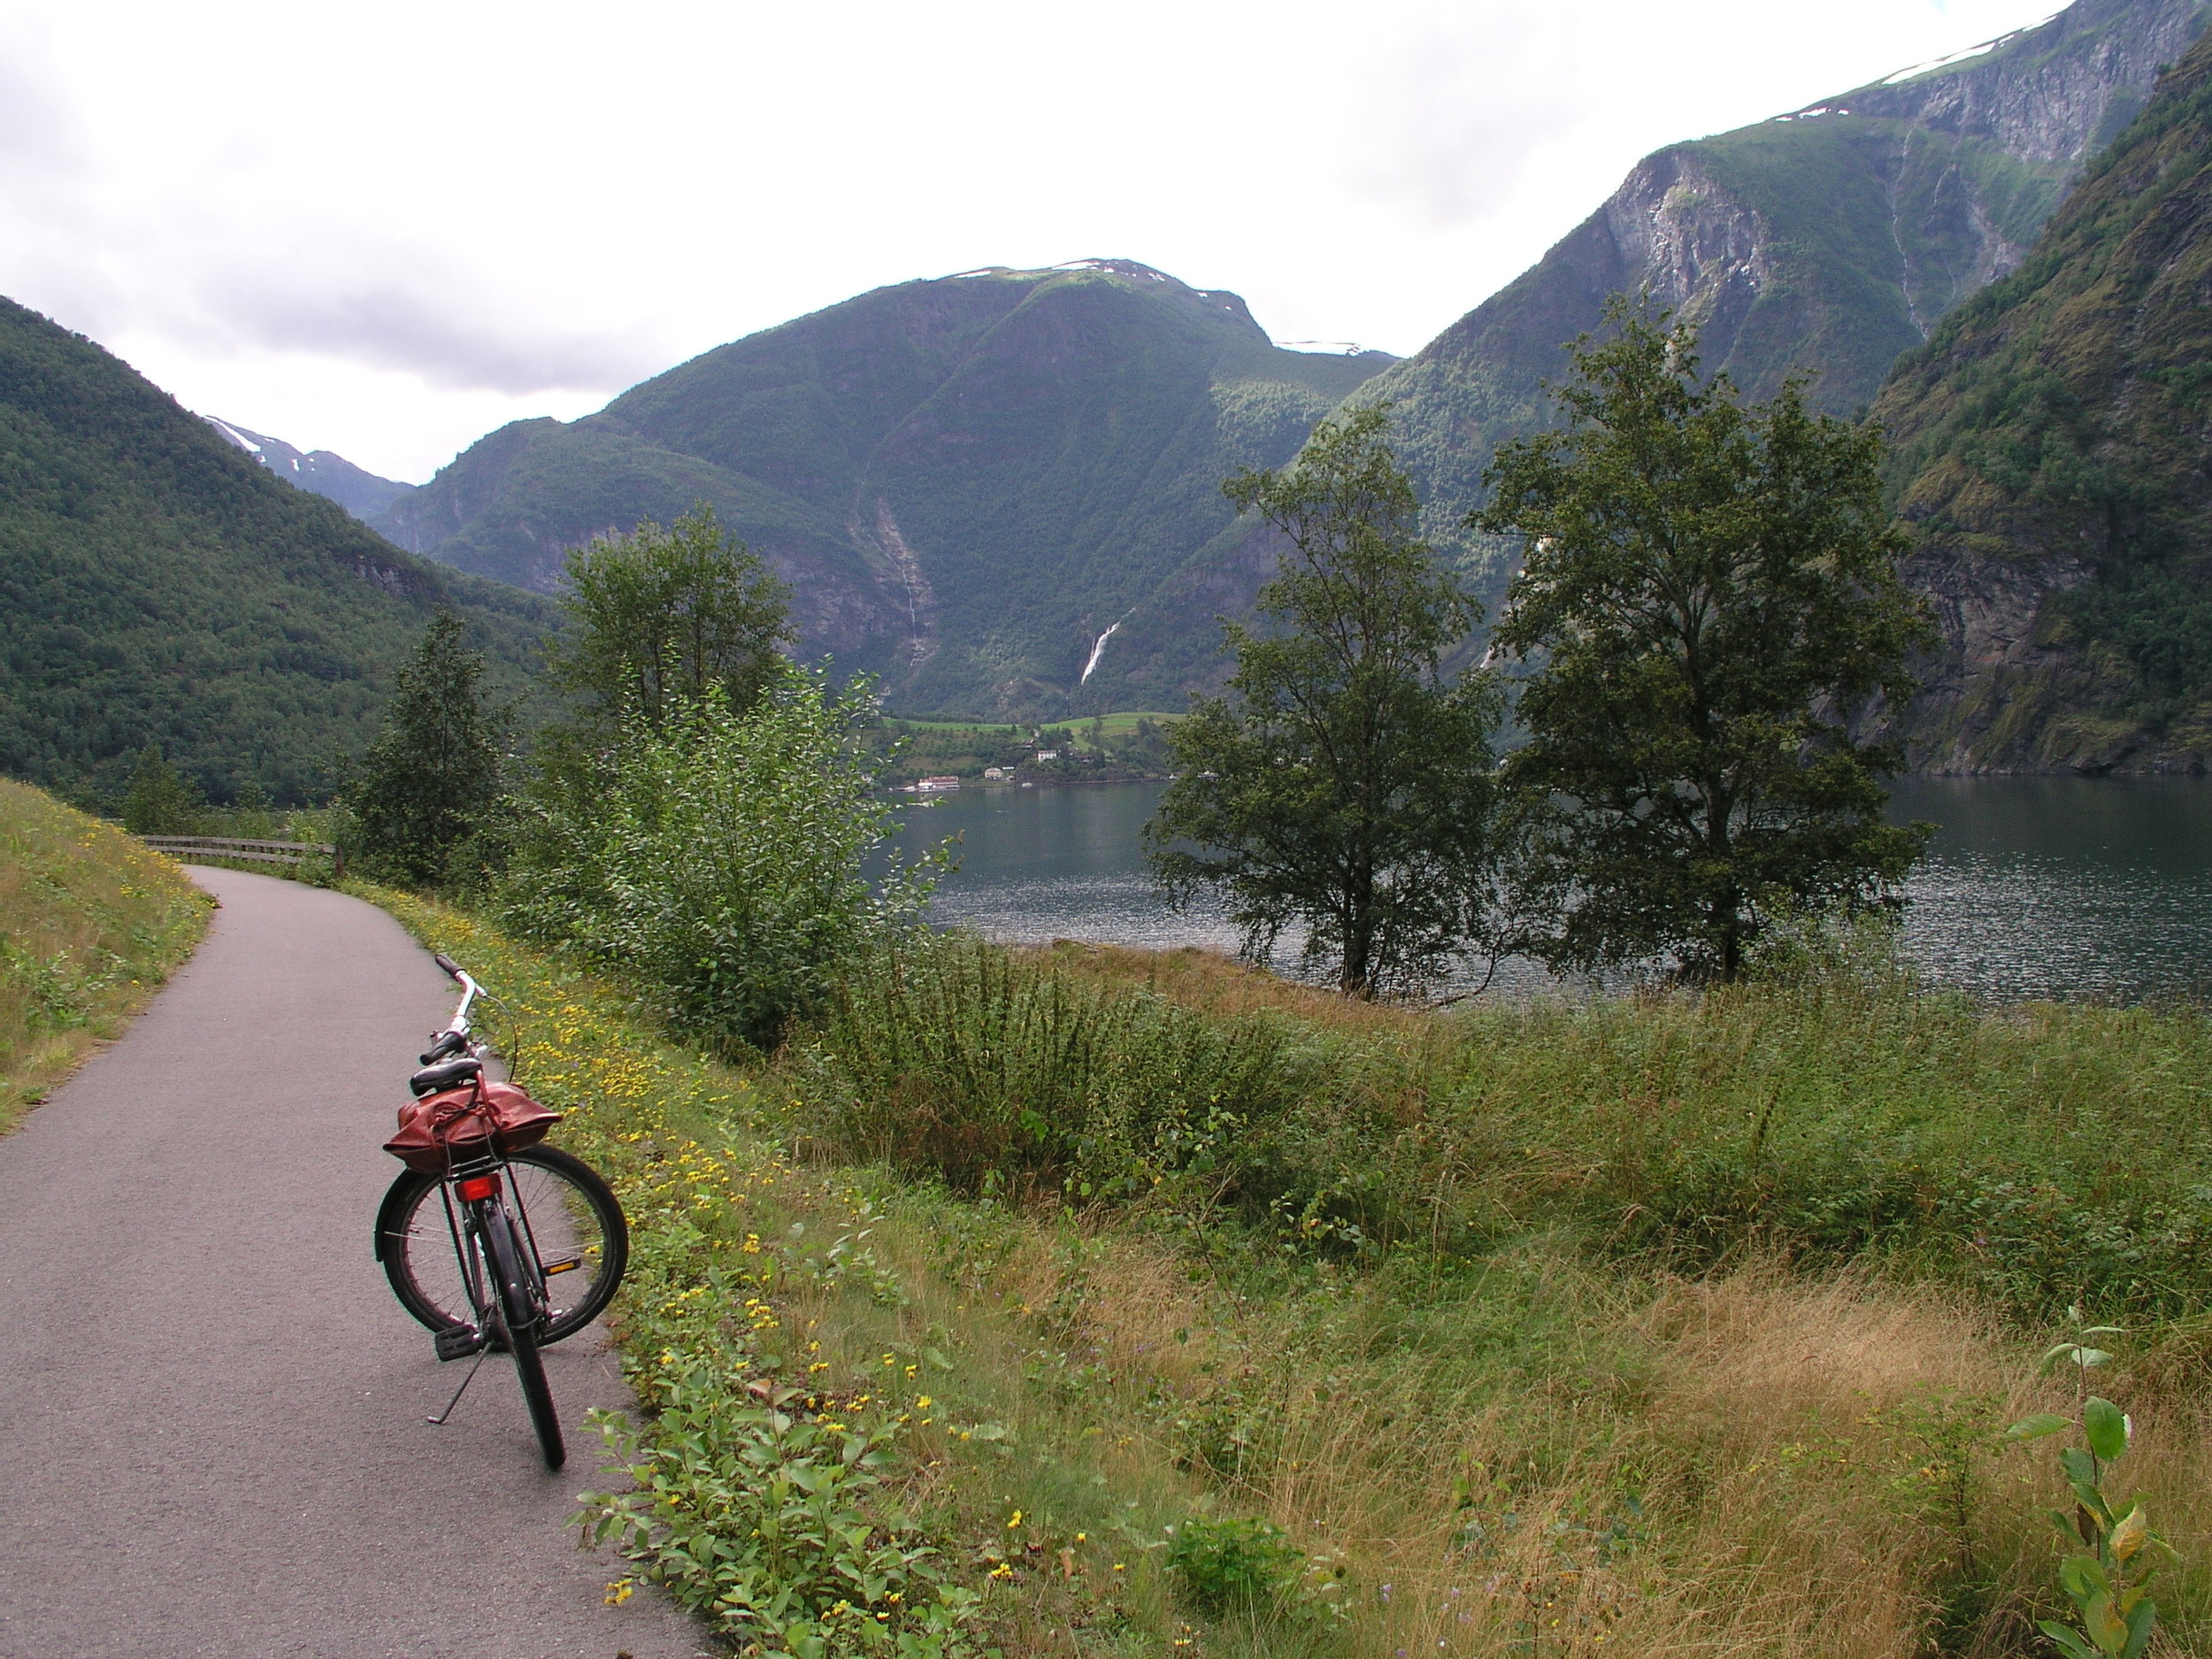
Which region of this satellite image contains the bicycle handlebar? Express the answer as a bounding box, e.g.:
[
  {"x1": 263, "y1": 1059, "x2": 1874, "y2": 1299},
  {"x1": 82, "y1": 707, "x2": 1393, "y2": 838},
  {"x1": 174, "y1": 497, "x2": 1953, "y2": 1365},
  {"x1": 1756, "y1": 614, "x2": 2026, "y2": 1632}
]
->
[{"x1": 427, "y1": 953, "x2": 482, "y2": 1044}]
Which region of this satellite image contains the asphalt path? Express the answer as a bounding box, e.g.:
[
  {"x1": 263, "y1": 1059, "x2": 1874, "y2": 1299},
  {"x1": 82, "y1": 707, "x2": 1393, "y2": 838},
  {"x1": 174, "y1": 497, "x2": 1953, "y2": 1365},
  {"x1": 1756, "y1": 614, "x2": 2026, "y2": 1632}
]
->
[{"x1": 0, "y1": 866, "x2": 710, "y2": 1658}]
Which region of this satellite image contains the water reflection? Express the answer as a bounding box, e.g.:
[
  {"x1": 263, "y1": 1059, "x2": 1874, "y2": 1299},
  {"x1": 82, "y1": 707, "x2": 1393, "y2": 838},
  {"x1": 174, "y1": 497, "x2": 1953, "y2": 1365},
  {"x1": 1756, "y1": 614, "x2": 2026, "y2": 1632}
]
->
[
  {"x1": 1889, "y1": 777, "x2": 2212, "y2": 1003},
  {"x1": 886, "y1": 784, "x2": 1234, "y2": 953},
  {"x1": 885, "y1": 777, "x2": 2212, "y2": 1005}
]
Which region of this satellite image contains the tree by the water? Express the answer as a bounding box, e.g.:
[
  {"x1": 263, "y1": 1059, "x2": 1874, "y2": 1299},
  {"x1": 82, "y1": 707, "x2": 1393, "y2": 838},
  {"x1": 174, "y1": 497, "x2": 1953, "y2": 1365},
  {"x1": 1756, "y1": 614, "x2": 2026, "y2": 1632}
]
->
[
  {"x1": 347, "y1": 612, "x2": 510, "y2": 887},
  {"x1": 546, "y1": 505, "x2": 793, "y2": 731},
  {"x1": 1476, "y1": 304, "x2": 1932, "y2": 981},
  {"x1": 1147, "y1": 406, "x2": 1512, "y2": 998}
]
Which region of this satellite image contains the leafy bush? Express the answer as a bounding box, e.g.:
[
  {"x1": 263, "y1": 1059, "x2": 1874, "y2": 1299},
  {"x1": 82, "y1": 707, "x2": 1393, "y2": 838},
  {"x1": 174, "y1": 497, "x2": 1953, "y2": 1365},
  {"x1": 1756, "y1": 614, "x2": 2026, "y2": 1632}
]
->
[
  {"x1": 581, "y1": 1372, "x2": 983, "y2": 1657},
  {"x1": 1164, "y1": 1516, "x2": 1306, "y2": 1615},
  {"x1": 501, "y1": 665, "x2": 940, "y2": 1052}
]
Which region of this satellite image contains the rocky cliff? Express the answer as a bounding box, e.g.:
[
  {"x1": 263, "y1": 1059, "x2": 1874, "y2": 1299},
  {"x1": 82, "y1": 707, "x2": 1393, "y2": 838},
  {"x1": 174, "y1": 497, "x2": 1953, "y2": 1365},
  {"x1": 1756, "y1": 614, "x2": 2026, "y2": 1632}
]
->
[
  {"x1": 1356, "y1": 0, "x2": 2211, "y2": 598},
  {"x1": 1870, "y1": 22, "x2": 2212, "y2": 772}
]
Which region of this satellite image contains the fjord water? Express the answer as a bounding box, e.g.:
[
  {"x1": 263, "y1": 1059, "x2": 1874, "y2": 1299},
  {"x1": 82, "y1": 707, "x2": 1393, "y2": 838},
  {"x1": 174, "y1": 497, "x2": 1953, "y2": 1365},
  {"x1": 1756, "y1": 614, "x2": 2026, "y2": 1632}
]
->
[{"x1": 887, "y1": 777, "x2": 2212, "y2": 1003}]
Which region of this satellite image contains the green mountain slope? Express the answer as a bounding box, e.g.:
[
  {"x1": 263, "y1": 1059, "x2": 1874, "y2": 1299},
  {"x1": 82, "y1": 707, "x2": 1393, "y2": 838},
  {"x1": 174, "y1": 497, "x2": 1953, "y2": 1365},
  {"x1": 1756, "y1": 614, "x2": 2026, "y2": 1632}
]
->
[
  {"x1": 1870, "y1": 24, "x2": 2212, "y2": 772},
  {"x1": 1354, "y1": 0, "x2": 2209, "y2": 593},
  {"x1": 375, "y1": 260, "x2": 1391, "y2": 718},
  {"x1": 0, "y1": 298, "x2": 551, "y2": 804}
]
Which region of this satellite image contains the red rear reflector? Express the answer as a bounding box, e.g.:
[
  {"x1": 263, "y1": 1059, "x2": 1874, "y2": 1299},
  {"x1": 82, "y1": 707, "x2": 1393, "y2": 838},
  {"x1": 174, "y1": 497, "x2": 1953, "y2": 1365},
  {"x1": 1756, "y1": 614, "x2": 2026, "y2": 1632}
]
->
[{"x1": 456, "y1": 1174, "x2": 500, "y2": 1202}]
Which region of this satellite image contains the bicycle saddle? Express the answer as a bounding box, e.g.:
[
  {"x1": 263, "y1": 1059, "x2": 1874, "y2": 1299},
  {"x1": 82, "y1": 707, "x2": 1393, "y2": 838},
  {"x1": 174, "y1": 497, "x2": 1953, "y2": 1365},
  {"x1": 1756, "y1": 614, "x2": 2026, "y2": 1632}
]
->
[{"x1": 409, "y1": 1056, "x2": 483, "y2": 1098}]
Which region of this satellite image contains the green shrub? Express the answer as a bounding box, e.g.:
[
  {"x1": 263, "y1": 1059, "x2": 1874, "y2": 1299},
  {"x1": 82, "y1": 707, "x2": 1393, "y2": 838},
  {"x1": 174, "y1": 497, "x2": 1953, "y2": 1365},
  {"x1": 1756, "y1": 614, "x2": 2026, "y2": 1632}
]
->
[
  {"x1": 1164, "y1": 1516, "x2": 1306, "y2": 1615},
  {"x1": 501, "y1": 665, "x2": 940, "y2": 1052},
  {"x1": 580, "y1": 1371, "x2": 983, "y2": 1657},
  {"x1": 119, "y1": 745, "x2": 206, "y2": 835}
]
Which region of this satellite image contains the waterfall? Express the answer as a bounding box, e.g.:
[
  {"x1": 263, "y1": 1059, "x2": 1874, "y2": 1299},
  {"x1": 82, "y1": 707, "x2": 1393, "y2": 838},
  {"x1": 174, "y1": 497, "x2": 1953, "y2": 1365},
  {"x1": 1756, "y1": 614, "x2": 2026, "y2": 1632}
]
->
[{"x1": 1079, "y1": 621, "x2": 1121, "y2": 684}]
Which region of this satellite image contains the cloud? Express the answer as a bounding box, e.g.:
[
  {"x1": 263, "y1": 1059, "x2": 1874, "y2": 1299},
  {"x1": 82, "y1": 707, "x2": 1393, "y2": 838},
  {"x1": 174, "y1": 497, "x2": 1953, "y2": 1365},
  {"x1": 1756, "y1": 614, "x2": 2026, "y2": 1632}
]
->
[
  {"x1": 1341, "y1": 16, "x2": 1589, "y2": 227},
  {"x1": 0, "y1": 160, "x2": 668, "y2": 397},
  {"x1": 0, "y1": 15, "x2": 664, "y2": 401},
  {"x1": 0, "y1": 42, "x2": 86, "y2": 180},
  {"x1": 163, "y1": 264, "x2": 671, "y2": 396}
]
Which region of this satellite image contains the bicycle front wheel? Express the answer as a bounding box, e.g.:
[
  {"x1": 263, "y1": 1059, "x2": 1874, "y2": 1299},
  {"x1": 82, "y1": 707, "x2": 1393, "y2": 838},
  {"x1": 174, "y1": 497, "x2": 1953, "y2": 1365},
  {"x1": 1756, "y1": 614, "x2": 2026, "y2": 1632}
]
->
[
  {"x1": 377, "y1": 1146, "x2": 627, "y2": 1345},
  {"x1": 480, "y1": 1199, "x2": 565, "y2": 1471}
]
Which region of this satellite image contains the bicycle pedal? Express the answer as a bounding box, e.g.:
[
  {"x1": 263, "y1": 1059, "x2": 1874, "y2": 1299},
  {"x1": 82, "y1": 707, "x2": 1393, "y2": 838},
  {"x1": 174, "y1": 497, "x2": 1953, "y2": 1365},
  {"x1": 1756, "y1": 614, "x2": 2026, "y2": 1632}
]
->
[{"x1": 434, "y1": 1325, "x2": 488, "y2": 1362}]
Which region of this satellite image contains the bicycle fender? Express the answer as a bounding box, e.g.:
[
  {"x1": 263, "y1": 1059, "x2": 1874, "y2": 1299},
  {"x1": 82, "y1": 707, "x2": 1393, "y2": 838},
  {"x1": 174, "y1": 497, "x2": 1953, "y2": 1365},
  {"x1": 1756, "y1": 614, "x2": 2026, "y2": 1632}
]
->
[{"x1": 373, "y1": 1169, "x2": 426, "y2": 1263}]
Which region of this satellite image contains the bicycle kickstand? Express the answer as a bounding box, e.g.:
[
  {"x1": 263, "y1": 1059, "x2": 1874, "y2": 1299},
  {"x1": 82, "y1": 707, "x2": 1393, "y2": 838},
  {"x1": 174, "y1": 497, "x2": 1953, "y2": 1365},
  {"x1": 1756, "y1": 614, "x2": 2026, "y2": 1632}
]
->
[{"x1": 427, "y1": 1348, "x2": 490, "y2": 1426}]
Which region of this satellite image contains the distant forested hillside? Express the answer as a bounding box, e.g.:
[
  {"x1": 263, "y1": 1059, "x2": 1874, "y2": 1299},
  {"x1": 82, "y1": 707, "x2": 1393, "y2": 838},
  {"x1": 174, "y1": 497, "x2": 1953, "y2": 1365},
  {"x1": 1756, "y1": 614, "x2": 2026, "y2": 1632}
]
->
[
  {"x1": 376, "y1": 260, "x2": 1391, "y2": 720},
  {"x1": 0, "y1": 298, "x2": 550, "y2": 805},
  {"x1": 1870, "y1": 22, "x2": 2212, "y2": 771}
]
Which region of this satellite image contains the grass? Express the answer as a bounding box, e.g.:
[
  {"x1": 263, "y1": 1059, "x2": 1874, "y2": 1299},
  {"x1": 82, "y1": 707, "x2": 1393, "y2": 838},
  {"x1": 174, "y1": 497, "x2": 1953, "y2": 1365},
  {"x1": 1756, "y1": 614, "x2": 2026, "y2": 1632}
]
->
[
  {"x1": 0, "y1": 779, "x2": 212, "y2": 1133},
  {"x1": 1071, "y1": 713, "x2": 1185, "y2": 741},
  {"x1": 357, "y1": 893, "x2": 2212, "y2": 1657}
]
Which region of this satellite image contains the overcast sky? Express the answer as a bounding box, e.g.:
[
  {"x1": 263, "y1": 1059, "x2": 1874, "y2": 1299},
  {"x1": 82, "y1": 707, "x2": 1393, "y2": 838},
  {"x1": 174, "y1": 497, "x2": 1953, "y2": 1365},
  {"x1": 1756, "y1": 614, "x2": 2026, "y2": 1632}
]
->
[{"x1": 0, "y1": 0, "x2": 2065, "y2": 482}]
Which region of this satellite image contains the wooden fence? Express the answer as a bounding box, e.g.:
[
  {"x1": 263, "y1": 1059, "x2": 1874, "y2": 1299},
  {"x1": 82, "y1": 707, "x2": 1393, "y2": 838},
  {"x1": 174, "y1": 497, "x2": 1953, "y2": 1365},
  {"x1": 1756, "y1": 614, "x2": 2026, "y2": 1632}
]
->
[{"x1": 141, "y1": 836, "x2": 342, "y2": 878}]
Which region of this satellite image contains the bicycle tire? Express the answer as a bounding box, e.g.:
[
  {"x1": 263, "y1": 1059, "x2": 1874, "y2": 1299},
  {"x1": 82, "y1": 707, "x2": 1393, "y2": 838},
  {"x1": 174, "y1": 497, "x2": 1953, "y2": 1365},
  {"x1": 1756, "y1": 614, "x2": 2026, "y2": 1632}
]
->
[
  {"x1": 480, "y1": 1198, "x2": 565, "y2": 1470},
  {"x1": 377, "y1": 1146, "x2": 627, "y2": 1345}
]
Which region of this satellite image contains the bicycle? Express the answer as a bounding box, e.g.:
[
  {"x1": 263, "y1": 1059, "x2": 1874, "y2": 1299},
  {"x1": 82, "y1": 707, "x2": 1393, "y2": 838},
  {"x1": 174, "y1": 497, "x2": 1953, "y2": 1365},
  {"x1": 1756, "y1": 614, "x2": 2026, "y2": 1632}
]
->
[{"x1": 373, "y1": 952, "x2": 628, "y2": 1470}]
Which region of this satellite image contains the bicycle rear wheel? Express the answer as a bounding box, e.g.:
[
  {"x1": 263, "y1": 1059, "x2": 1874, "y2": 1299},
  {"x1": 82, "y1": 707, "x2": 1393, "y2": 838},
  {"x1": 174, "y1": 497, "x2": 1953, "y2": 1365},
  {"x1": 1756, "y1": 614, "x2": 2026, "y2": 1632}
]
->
[
  {"x1": 480, "y1": 1199, "x2": 565, "y2": 1470},
  {"x1": 377, "y1": 1146, "x2": 626, "y2": 1344}
]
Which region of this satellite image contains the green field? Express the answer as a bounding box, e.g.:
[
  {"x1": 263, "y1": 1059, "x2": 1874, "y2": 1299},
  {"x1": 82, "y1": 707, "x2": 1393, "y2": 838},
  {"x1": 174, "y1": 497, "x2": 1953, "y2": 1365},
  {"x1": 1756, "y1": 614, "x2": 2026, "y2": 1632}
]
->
[
  {"x1": 883, "y1": 710, "x2": 1182, "y2": 734},
  {"x1": 874, "y1": 710, "x2": 1184, "y2": 780}
]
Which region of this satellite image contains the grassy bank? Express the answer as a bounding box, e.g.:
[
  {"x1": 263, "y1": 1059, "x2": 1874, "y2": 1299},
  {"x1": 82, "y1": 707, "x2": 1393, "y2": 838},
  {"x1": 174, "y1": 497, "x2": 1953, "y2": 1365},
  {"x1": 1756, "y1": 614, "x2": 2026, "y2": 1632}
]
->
[
  {"x1": 0, "y1": 779, "x2": 212, "y2": 1132},
  {"x1": 366, "y1": 889, "x2": 2212, "y2": 1657}
]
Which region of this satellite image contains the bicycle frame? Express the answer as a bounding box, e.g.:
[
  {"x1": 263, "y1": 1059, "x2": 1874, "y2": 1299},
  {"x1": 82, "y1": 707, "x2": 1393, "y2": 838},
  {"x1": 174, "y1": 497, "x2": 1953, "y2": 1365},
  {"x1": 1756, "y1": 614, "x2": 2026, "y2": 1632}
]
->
[
  {"x1": 395, "y1": 951, "x2": 590, "y2": 1467},
  {"x1": 426, "y1": 1153, "x2": 554, "y2": 1359},
  {"x1": 411, "y1": 964, "x2": 548, "y2": 1356}
]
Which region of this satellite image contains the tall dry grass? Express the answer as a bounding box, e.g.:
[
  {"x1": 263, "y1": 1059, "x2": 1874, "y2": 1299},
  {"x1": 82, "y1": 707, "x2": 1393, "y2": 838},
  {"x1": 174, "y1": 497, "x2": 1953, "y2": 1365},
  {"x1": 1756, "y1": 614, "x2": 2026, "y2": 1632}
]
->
[
  {"x1": 0, "y1": 778, "x2": 211, "y2": 1131},
  {"x1": 965, "y1": 1214, "x2": 2212, "y2": 1656}
]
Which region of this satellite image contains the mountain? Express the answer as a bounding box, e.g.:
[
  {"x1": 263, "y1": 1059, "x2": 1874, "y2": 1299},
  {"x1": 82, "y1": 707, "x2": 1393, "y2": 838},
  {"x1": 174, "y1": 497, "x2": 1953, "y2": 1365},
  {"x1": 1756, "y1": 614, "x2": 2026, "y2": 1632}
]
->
[
  {"x1": 1869, "y1": 22, "x2": 2212, "y2": 772},
  {"x1": 374, "y1": 259, "x2": 1393, "y2": 718},
  {"x1": 0, "y1": 298, "x2": 550, "y2": 804},
  {"x1": 1358, "y1": 0, "x2": 2211, "y2": 591},
  {"x1": 203, "y1": 416, "x2": 418, "y2": 520}
]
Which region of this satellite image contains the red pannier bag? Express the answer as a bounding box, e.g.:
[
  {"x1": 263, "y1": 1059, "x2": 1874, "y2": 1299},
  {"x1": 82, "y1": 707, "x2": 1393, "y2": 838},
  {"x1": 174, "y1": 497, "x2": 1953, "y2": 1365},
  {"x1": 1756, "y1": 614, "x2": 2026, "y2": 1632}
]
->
[{"x1": 384, "y1": 1078, "x2": 563, "y2": 1174}]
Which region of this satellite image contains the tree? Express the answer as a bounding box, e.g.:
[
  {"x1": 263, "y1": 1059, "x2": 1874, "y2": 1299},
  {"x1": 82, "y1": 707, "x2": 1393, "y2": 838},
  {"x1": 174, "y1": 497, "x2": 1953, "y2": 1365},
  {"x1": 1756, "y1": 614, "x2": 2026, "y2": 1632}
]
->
[
  {"x1": 348, "y1": 612, "x2": 510, "y2": 887},
  {"x1": 1146, "y1": 406, "x2": 1511, "y2": 998},
  {"x1": 232, "y1": 779, "x2": 273, "y2": 839},
  {"x1": 546, "y1": 505, "x2": 794, "y2": 730},
  {"x1": 1475, "y1": 305, "x2": 1932, "y2": 981},
  {"x1": 120, "y1": 746, "x2": 204, "y2": 835}
]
